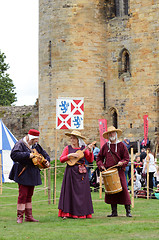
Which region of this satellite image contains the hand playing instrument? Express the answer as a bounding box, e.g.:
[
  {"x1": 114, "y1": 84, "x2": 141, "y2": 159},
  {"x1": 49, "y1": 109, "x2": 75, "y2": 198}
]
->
[
  {"x1": 32, "y1": 148, "x2": 50, "y2": 169},
  {"x1": 101, "y1": 161, "x2": 127, "y2": 194},
  {"x1": 66, "y1": 141, "x2": 96, "y2": 166},
  {"x1": 18, "y1": 141, "x2": 50, "y2": 177}
]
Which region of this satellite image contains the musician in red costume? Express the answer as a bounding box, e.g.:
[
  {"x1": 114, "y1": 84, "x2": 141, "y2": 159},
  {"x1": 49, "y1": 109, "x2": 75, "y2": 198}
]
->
[
  {"x1": 9, "y1": 129, "x2": 50, "y2": 223},
  {"x1": 58, "y1": 130, "x2": 94, "y2": 219},
  {"x1": 96, "y1": 126, "x2": 132, "y2": 217}
]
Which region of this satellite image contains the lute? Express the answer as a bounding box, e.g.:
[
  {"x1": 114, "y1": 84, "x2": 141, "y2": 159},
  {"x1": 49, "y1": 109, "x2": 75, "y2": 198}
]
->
[{"x1": 66, "y1": 141, "x2": 96, "y2": 166}]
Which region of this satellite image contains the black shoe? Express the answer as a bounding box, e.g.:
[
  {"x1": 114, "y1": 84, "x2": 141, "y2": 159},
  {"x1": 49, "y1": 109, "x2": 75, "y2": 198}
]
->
[
  {"x1": 126, "y1": 212, "x2": 132, "y2": 217},
  {"x1": 107, "y1": 213, "x2": 118, "y2": 217}
]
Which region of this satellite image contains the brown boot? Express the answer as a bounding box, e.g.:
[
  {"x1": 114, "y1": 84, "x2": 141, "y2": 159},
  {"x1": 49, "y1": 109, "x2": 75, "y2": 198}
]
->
[
  {"x1": 17, "y1": 210, "x2": 25, "y2": 223},
  {"x1": 107, "y1": 204, "x2": 118, "y2": 217},
  {"x1": 25, "y1": 208, "x2": 39, "y2": 222}
]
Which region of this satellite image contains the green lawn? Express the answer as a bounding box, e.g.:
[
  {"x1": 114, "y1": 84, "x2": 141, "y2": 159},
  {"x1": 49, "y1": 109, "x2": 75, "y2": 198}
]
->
[{"x1": 0, "y1": 167, "x2": 159, "y2": 240}]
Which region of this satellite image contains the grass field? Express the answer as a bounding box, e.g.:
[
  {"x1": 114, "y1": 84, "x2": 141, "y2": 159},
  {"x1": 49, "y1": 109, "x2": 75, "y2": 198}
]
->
[{"x1": 1, "y1": 166, "x2": 159, "y2": 240}]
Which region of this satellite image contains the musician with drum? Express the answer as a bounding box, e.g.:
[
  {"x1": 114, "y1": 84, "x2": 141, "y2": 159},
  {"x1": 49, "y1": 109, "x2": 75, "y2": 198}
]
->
[
  {"x1": 58, "y1": 130, "x2": 94, "y2": 219},
  {"x1": 96, "y1": 126, "x2": 132, "y2": 217},
  {"x1": 9, "y1": 129, "x2": 50, "y2": 223}
]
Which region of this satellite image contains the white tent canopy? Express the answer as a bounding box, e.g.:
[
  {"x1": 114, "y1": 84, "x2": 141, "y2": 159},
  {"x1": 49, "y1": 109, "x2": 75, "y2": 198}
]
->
[{"x1": 0, "y1": 119, "x2": 17, "y2": 182}]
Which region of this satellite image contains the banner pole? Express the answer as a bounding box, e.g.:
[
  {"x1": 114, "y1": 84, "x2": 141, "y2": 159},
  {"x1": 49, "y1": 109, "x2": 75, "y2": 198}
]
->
[
  {"x1": 48, "y1": 168, "x2": 51, "y2": 204},
  {"x1": 137, "y1": 140, "x2": 140, "y2": 153},
  {"x1": 131, "y1": 148, "x2": 134, "y2": 208},
  {"x1": 53, "y1": 129, "x2": 57, "y2": 204},
  {"x1": 99, "y1": 172, "x2": 102, "y2": 199},
  {"x1": 146, "y1": 150, "x2": 149, "y2": 199},
  {"x1": 44, "y1": 169, "x2": 46, "y2": 195}
]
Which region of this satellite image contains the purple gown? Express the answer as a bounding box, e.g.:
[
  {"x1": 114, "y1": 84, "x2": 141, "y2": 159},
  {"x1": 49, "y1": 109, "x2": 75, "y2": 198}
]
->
[{"x1": 58, "y1": 145, "x2": 94, "y2": 218}]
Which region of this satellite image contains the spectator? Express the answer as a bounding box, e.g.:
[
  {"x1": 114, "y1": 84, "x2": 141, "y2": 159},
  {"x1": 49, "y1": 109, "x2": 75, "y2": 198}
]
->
[
  {"x1": 123, "y1": 138, "x2": 131, "y2": 151},
  {"x1": 134, "y1": 170, "x2": 142, "y2": 192},
  {"x1": 93, "y1": 143, "x2": 100, "y2": 161},
  {"x1": 140, "y1": 147, "x2": 147, "y2": 162},
  {"x1": 140, "y1": 138, "x2": 150, "y2": 150},
  {"x1": 142, "y1": 148, "x2": 157, "y2": 193},
  {"x1": 134, "y1": 154, "x2": 143, "y2": 175},
  {"x1": 123, "y1": 138, "x2": 131, "y2": 189}
]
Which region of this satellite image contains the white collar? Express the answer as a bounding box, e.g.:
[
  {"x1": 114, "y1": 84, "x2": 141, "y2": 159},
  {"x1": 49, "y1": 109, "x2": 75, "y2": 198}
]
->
[
  {"x1": 107, "y1": 140, "x2": 120, "y2": 152},
  {"x1": 23, "y1": 136, "x2": 32, "y2": 149},
  {"x1": 107, "y1": 140, "x2": 120, "y2": 144}
]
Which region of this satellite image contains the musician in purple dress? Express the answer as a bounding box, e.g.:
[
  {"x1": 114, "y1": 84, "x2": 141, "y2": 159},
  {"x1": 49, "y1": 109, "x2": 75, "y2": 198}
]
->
[
  {"x1": 58, "y1": 130, "x2": 94, "y2": 219},
  {"x1": 9, "y1": 129, "x2": 50, "y2": 223},
  {"x1": 96, "y1": 126, "x2": 132, "y2": 217}
]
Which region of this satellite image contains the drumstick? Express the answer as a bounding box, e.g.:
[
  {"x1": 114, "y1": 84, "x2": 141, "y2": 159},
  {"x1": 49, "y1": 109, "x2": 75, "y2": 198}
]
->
[
  {"x1": 106, "y1": 161, "x2": 127, "y2": 171},
  {"x1": 106, "y1": 164, "x2": 119, "y2": 171}
]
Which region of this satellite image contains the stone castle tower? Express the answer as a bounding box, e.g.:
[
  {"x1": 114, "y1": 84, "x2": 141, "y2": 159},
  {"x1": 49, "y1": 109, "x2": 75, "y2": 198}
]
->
[{"x1": 39, "y1": 0, "x2": 159, "y2": 158}]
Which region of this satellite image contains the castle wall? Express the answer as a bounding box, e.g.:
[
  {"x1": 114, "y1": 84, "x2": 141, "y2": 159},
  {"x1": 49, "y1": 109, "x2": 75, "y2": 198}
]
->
[
  {"x1": 0, "y1": 104, "x2": 39, "y2": 140},
  {"x1": 105, "y1": 0, "x2": 159, "y2": 138},
  {"x1": 39, "y1": 0, "x2": 159, "y2": 158},
  {"x1": 39, "y1": 0, "x2": 109, "y2": 158}
]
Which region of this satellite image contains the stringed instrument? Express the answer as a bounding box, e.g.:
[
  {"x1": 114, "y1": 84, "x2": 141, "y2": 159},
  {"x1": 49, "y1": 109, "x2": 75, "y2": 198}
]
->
[
  {"x1": 66, "y1": 141, "x2": 96, "y2": 166},
  {"x1": 32, "y1": 148, "x2": 50, "y2": 169}
]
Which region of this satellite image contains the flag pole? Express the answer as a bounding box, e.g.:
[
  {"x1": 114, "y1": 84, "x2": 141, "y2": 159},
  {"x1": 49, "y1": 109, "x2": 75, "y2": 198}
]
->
[
  {"x1": 53, "y1": 129, "x2": 57, "y2": 204},
  {"x1": 131, "y1": 148, "x2": 134, "y2": 208},
  {"x1": 44, "y1": 169, "x2": 46, "y2": 195},
  {"x1": 99, "y1": 172, "x2": 102, "y2": 199},
  {"x1": 146, "y1": 149, "x2": 150, "y2": 199},
  {"x1": 53, "y1": 95, "x2": 58, "y2": 205}
]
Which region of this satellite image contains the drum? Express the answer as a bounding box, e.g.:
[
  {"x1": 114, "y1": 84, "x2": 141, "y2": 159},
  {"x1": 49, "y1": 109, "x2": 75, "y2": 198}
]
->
[{"x1": 102, "y1": 168, "x2": 122, "y2": 194}]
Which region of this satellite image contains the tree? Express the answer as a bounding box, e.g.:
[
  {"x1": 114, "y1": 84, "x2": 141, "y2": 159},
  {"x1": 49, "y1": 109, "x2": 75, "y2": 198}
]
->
[{"x1": 0, "y1": 50, "x2": 17, "y2": 106}]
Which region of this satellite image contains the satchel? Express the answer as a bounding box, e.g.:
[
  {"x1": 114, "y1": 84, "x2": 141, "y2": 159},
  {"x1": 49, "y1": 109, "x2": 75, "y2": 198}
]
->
[{"x1": 78, "y1": 164, "x2": 87, "y2": 174}]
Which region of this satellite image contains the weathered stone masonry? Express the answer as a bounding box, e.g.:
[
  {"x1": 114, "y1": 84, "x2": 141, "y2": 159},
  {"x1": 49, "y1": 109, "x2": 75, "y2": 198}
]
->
[
  {"x1": 0, "y1": 104, "x2": 38, "y2": 140},
  {"x1": 39, "y1": 0, "x2": 159, "y2": 158}
]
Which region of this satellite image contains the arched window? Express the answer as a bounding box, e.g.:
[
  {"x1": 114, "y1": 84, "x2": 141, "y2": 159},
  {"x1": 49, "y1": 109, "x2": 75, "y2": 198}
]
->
[
  {"x1": 104, "y1": 0, "x2": 128, "y2": 19},
  {"x1": 112, "y1": 111, "x2": 118, "y2": 129},
  {"x1": 122, "y1": 50, "x2": 130, "y2": 73},
  {"x1": 110, "y1": 107, "x2": 118, "y2": 129},
  {"x1": 118, "y1": 48, "x2": 131, "y2": 78}
]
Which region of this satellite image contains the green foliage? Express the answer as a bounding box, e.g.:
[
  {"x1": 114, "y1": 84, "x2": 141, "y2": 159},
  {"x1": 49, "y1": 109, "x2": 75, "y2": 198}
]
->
[
  {"x1": 0, "y1": 109, "x2": 6, "y2": 118},
  {"x1": 0, "y1": 50, "x2": 17, "y2": 106},
  {"x1": 156, "y1": 158, "x2": 159, "y2": 165}
]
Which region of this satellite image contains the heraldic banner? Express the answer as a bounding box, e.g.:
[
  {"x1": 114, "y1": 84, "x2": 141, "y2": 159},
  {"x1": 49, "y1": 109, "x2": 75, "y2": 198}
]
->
[
  {"x1": 98, "y1": 119, "x2": 108, "y2": 148},
  {"x1": 56, "y1": 98, "x2": 84, "y2": 129}
]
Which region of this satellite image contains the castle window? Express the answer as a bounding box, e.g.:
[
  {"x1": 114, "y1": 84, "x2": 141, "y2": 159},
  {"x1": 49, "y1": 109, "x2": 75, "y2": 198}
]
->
[
  {"x1": 123, "y1": 0, "x2": 128, "y2": 15},
  {"x1": 110, "y1": 107, "x2": 118, "y2": 129},
  {"x1": 123, "y1": 51, "x2": 129, "y2": 72},
  {"x1": 112, "y1": 111, "x2": 118, "y2": 129},
  {"x1": 118, "y1": 48, "x2": 131, "y2": 78},
  {"x1": 115, "y1": 0, "x2": 129, "y2": 17}
]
